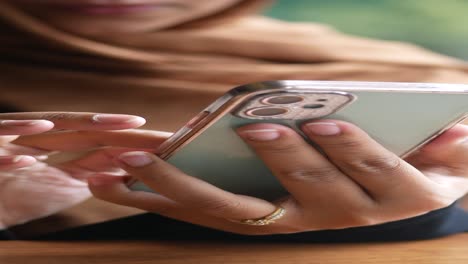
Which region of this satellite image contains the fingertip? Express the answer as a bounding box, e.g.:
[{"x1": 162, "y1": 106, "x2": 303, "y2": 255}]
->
[
  {"x1": 88, "y1": 174, "x2": 134, "y2": 205},
  {"x1": 15, "y1": 155, "x2": 37, "y2": 164},
  {"x1": 27, "y1": 120, "x2": 55, "y2": 132},
  {"x1": 131, "y1": 116, "x2": 147, "y2": 127},
  {"x1": 0, "y1": 120, "x2": 54, "y2": 135},
  {"x1": 0, "y1": 155, "x2": 37, "y2": 169},
  {"x1": 91, "y1": 114, "x2": 146, "y2": 130},
  {"x1": 120, "y1": 116, "x2": 146, "y2": 129},
  {"x1": 36, "y1": 120, "x2": 55, "y2": 130}
]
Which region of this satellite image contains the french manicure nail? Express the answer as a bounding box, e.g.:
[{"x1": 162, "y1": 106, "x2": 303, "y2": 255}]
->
[
  {"x1": 13, "y1": 156, "x2": 24, "y2": 163},
  {"x1": 0, "y1": 120, "x2": 44, "y2": 126},
  {"x1": 92, "y1": 114, "x2": 146, "y2": 124},
  {"x1": 304, "y1": 122, "x2": 341, "y2": 136},
  {"x1": 239, "y1": 129, "x2": 280, "y2": 141},
  {"x1": 35, "y1": 155, "x2": 49, "y2": 161},
  {"x1": 119, "y1": 152, "x2": 154, "y2": 167}
]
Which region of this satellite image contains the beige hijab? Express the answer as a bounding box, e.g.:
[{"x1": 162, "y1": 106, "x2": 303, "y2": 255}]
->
[{"x1": 1, "y1": 0, "x2": 468, "y2": 131}]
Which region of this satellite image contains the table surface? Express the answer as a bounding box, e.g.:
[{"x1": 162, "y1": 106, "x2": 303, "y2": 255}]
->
[{"x1": 1, "y1": 234, "x2": 467, "y2": 264}]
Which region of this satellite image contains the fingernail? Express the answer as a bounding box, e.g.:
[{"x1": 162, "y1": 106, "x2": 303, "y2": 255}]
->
[
  {"x1": 118, "y1": 151, "x2": 154, "y2": 167},
  {"x1": 304, "y1": 122, "x2": 341, "y2": 136},
  {"x1": 239, "y1": 129, "x2": 280, "y2": 141},
  {"x1": 13, "y1": 156, "x2": 25, "y2": 163},
  {"x1": 35, "y1": 155, "x2": 49, "y2": 161},
  {"x1": 92, "y1": 114, "x2": 146, "y2": 125},
  {"x1": 0, "y1": 120, "x2": 44, "y2": 126}
]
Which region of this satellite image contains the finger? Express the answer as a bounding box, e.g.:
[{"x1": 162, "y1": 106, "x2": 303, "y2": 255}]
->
[
  {"x1": 0, "y1": 155, "x2": 37, "y2": 170},
  {"x1": 302, "y1": 120, "x2": 432, "y2": 199},
  {"x1": 1, "y1": 144, "x2": 53, "y2": 156},
  {"x1": 408, "y1": 124, "x2": 468, "y2": 172},
  {"x1": 0, "y1": 136, "x2": 19, "y2": 146},
  {"x1": 0, "y1": 120, "x2": 54, "y2": 136},
  {"x1": 237, "y1": 123, "x2": 371, "y2": 208},
  {"x1": 0, "y1": 112, "x2": 146, "y2": 131},
  {"x1": 89, "y1": 174, "x2": 295, "y2": 235},
  {"x1": 116, "y1": 151, "x2": 278, "y2": 221},
  {"x1": 88, "y1": 174, "x2": 181, "y2": 213},
  {"x1": 13, "y1": 129, "x2": 171, "y2": 152},
  {"x1": 57, "y1": 148, "x2": 150, "y2": 179}
]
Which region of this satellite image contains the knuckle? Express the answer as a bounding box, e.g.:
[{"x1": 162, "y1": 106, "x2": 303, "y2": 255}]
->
[
  {"x1": 341, "y1": 155, "x2": 403, "y2": 174},
  {"x1": 41, "y1": 112, "x2": 76, "y2": 121},
  {"x1": 278, "y1": 166, "x2": 340, "y2": 183}
]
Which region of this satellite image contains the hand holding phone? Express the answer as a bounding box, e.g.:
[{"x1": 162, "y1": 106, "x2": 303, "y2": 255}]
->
[{"x1": 89, "y1": 81, "x2": 468, "y2": 235}]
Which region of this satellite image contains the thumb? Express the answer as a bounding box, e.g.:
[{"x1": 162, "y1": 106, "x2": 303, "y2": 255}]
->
[{"x1": 408, "y1": 124, "x2": 468, "y2": 172}]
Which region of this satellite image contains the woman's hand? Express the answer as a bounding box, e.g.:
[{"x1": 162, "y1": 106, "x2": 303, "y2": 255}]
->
[
  {"x1": 89, "y1": 120, "x2": 468, "y2": 235},
  {"x1": 0, "y1": 112, "x2": 171, "y2": 229}
]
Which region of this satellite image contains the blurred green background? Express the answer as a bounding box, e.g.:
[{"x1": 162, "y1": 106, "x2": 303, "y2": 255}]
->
[{"x1": 265, "y1": 0, "x2": 468, "y2": 60}]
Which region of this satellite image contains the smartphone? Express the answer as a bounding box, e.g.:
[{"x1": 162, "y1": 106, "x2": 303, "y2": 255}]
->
[{"x1": 129, "y1": 81, "x2": 468, "y2": 200}]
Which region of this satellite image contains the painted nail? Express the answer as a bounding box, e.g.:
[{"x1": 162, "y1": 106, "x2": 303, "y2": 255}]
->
[
  {"x1": 118, "y1": 151, "x2": 154, "y2": 167},
  {"x1": 304, "y1": 122, "x2": 341, "y2": 136},
  {"x1": 35, "y1": 155, "x2": 49, "y2": 161},
  {"x1": 239, "y1": 129, "x2": 281, "y2": 141},
  {"x1": 92, "y1": 114, "x2": 146, "y2": 125},
  {"x1": 0, "y1": 120, "x2": 44, "y2": 126}
]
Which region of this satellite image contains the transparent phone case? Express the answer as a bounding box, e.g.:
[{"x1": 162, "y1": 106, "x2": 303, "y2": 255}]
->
[{"x1": 130, "y1": 81, "x2": 468, "y2": 200}]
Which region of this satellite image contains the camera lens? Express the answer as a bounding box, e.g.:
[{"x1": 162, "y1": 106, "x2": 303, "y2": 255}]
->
[
  {"x1": 246, "y1": 107, "x2": 288, "y2": 117},
  {"x1": 264, "y1": 95, "x2": 304, "y2": 104}
]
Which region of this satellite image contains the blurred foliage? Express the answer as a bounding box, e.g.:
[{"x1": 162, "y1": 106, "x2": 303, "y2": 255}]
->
[{"x1": 265, "y1": 0, "x2": 468, "y2": 60}]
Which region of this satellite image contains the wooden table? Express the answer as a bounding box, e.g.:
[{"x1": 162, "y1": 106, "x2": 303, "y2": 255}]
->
[{"x1": 1, "y1": 234, "x2": 467, "y2": 264}]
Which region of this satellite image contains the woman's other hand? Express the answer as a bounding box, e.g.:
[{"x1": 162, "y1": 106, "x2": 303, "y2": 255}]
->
[
  {"x1": 0, "y1": 112, "x2": 169, "y2": 229},
  {"x1": 89, "y1": 120, "x2": 468, "y2": 235}
]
